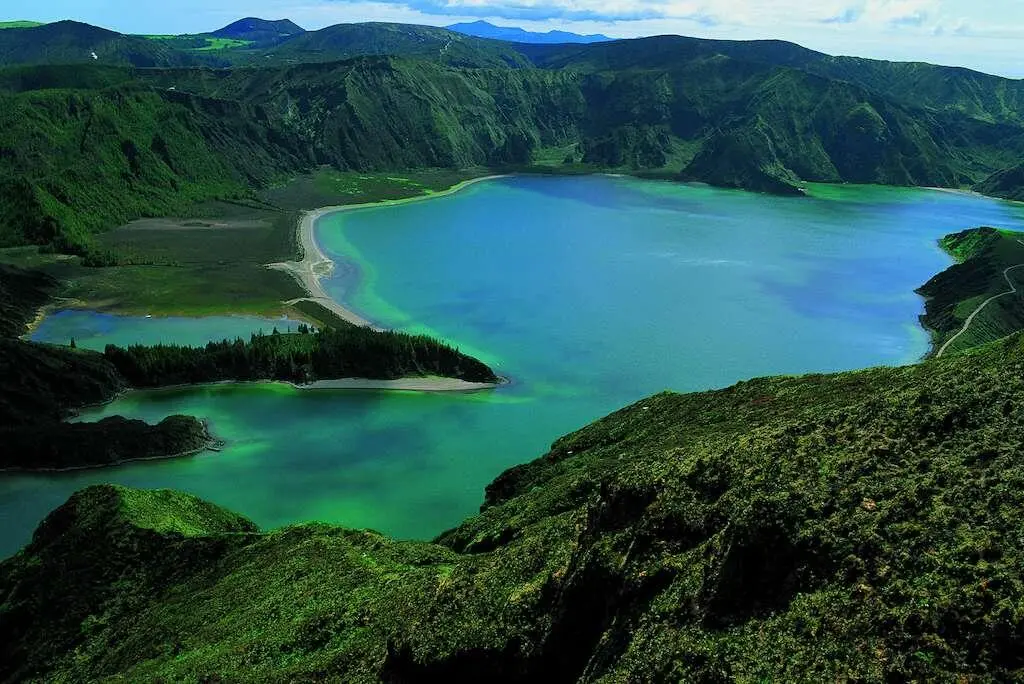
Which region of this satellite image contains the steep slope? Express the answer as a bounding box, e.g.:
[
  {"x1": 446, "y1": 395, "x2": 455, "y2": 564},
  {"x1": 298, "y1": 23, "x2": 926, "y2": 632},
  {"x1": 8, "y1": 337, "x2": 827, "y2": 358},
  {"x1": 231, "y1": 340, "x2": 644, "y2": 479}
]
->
[
  {"x1": 142, "y1": 58, "x2": 583, "y2": 167},
  {"x1": 0, "y1": 58, "x2": 587, "y2": 247},
  {"x1": 522, "y1": 35, "x2": 1024, "y2": 126},
  {"x1": 918, "y1": 227, "x2": 1024, "y2": 355},
  {"x1": 3, "y1": 29, "x2": 1024, "y2": 249},
  {"x1": 0, "y1": 81, "x2": 314, "y2": 247},
  {"x1": 447, "y1": 20, "x2": 610, "y2": 44},
  {"x1": 6, "y1": 333, "x2": 1024, "y2": 679},
  {"x1": 0, "y1": 21, "x2": 206, "y2": 67},
  {"x1": 977, "y1": 162, "x2": 1024, "y2": 201}
]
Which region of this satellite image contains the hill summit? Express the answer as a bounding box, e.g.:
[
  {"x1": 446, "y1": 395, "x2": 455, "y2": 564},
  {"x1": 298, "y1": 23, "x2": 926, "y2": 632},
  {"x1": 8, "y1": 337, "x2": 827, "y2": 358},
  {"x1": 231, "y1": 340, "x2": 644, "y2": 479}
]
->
[{"x1": 210, "y1": 17, "x2": 304, "y2": 42}]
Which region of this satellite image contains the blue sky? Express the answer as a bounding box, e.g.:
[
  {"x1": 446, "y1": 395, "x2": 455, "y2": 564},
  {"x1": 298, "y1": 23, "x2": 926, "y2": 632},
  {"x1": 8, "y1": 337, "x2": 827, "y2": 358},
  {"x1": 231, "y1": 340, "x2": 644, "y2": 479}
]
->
[{"x1": 4, "y1": 0, "x2": 1023, "y2": 77}]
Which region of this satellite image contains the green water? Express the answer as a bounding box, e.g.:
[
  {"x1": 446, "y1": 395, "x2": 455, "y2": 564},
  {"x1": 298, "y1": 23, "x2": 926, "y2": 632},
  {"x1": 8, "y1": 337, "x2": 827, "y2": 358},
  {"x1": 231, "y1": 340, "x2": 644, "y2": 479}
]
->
[
  {"x1": 30, "y1": 311, "x2": 305, "y2": 351},
  {"x1": 6, "y1": 176, "x2": 1024, "y2": 558}
]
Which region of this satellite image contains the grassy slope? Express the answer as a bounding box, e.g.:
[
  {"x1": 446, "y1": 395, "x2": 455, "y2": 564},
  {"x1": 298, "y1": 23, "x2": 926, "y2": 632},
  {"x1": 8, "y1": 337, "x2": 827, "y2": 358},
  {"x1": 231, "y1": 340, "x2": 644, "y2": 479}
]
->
[
  {"x1": 977, "y1": 162, "x2": 1024, "y2": 201},
  {"x1": 917, "y1": 227, "x2": 1024, "y2": 355},
  {"x1": 5, "y1": 333, "x2": 1024, "y2": 680},
  {"x1": 0, "y1": 21, "x2": 44, "y2": 29}
]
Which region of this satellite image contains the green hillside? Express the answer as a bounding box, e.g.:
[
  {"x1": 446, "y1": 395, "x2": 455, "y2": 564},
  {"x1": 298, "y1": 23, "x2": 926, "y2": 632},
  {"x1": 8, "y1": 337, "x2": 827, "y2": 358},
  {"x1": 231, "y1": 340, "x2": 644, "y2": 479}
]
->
[
  {"x1": 977, "y1": 162, "x2": 1024, "y2": 201},
  {"x1": 0, "y1": 21, "x2": 213, "y2": 67},
  {"x1": 0, "y1": 80, "x2": 314, "y2": 248},
  {"x1": 253, "y1": 22, "x2": 532, "y2": 69},
  {"x1": 918, "y1": 227, "x2": 1024, "y2": 355},
  {"x1": 6, "y1": 331, "x2": 1024, "y2": 679},
  {"x1": 0, "y1": 24, "x2": 1024, "y2": 249},
  {"x1": 522, "y1": 35, "x2": 1024, "y2": 126}
]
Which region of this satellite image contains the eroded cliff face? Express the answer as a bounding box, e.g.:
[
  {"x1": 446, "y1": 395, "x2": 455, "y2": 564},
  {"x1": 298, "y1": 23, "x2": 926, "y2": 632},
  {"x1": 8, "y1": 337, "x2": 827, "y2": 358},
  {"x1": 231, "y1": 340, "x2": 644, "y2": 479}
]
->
[{"x1": 5, "y1": 333, "x2": 1024, "y2": 682}]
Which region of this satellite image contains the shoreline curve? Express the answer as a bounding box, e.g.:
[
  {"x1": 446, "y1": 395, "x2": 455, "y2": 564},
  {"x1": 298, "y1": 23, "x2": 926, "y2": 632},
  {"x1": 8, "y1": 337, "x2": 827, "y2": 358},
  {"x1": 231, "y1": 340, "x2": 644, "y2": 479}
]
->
[{"x1": 268, "y1": 174, "x2": 507, "y2": 330}]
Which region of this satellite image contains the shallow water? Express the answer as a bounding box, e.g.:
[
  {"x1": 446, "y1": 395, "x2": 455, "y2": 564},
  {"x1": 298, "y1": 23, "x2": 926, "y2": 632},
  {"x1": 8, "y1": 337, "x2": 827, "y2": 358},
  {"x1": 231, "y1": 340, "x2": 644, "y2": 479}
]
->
[
  {"x1": 6, "y1": 176, "x2": 1024, "y2": 557},
  {"x1": 30, "y1": 311, "x2": 303, "y2": 351}
]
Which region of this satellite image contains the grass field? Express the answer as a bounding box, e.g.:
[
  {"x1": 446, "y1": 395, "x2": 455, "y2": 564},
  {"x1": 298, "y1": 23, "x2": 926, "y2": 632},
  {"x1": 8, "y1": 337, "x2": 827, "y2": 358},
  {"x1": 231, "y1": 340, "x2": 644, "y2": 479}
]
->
[
  {"x1": 0, "y1": 21, "x2": 43, "y2": 29},
  {"x1": 0, "y1": 170, "x2": 481, "y2": 320},
  {"x1": 139, "y1": 34, "x2": 252, "y2": 51},
  {"x1": 194, "y1": 37, "x2": 252, "y2": 51}
]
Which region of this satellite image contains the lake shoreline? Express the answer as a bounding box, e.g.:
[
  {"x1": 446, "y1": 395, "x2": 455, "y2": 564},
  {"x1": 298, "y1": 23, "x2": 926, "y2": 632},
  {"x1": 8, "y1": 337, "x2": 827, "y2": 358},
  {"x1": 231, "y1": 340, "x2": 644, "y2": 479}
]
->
[
  {"x1": 0, "y1": 421, "x2": 222, "y2": 475},
  {"x1": 268, "y1": 174, "x2": 508, "y2": 330}
]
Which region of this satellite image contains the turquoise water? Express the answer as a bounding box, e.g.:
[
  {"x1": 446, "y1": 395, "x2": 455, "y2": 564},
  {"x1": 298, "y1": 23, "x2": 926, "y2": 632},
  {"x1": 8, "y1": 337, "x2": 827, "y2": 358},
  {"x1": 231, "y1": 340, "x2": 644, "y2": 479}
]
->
[
  {"x1": 30, "y1": 311, "x2": 304, "y2": 351},
  {"x1": 6, "y1": 176, "x2": 1024, "y2": 558}
]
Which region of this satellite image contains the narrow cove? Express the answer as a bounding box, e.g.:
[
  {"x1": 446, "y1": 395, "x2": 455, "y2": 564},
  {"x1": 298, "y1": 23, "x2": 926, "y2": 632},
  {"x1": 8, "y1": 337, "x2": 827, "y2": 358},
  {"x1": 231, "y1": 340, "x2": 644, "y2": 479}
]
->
[{"x1": 5, "y1": 175, "x2": 1024, "y2": 558}]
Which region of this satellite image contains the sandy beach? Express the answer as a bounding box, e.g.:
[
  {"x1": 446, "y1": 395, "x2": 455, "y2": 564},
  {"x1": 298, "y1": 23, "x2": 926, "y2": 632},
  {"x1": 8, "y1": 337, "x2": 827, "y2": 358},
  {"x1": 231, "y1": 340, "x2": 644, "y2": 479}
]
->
[
  {"x1": 124, "y1": 376, "x2": 500, "y2": 396},
  {"x1": 290, "y1": 376, "x2": 499, "y2": 391},
  {"x1": 269, "y1": 174, "x2": 506, "y2": 329}
]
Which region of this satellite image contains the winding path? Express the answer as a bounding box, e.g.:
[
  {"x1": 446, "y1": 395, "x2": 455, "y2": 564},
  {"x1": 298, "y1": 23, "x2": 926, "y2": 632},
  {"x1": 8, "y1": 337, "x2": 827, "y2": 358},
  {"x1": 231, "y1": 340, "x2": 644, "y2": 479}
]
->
[{"x1": 936, "y1": 240, "x2": 1024, "y2": 358}]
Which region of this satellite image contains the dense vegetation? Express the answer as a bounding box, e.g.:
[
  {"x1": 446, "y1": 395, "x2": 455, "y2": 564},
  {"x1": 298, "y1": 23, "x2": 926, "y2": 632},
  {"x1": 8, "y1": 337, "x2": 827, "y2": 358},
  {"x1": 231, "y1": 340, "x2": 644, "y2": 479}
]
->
[
  {"x1": 3, "y1": 20, "x2": 1024, "y2": 248},
  {"x1": 104, "y1": 327, "x2": 499, "y2": 386},
  {"x1": 918, "y1": 227, "x2": 1024, "y2": 355},
  {"x1": 5, "y1": 331, "x2": 1024, "y2": 679},
  {"x1": 977, "y1": 162, "x2": 1024, "y2": 201},
  {"x1": 1, "y1": 415, "x2": 211, "y2": 470},
  {"x1": 0, "y1": 263, "x2": 56, "y2": 337},
  {"x1": 0, "y1": 337, "x2": 124, "y2": 426},
  {"x1": 0, "y1": 79, "x2": 312, "y2": 248},
  {"x1": 0, "y1": 255, "x2": 496, "y2": 470}
]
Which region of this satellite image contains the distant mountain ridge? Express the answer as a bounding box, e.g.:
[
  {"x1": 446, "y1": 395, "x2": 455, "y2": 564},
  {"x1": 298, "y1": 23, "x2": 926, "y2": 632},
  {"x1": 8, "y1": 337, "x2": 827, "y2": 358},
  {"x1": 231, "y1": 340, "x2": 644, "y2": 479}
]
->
[
  {"x1": 4, "y1": 17, "x2": 1024, "y2": 247},
  {"x1": 447, "y1": 20, "x2": 610, "y2": 44}
]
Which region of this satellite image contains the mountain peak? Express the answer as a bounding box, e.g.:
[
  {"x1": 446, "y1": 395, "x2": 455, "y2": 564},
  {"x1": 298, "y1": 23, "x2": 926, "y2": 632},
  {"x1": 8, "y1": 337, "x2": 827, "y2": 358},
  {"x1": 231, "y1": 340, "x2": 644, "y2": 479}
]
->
[{"x1": 211, "y1": 17, "x2": 304, "y2": 42}]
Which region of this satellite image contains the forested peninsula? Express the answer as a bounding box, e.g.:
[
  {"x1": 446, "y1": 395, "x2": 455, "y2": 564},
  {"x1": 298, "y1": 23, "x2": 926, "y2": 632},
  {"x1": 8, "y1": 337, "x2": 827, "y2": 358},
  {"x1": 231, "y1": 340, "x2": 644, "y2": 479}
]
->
[{"x1": 0, "y1": 263, "x2": 497, "y2": 471}]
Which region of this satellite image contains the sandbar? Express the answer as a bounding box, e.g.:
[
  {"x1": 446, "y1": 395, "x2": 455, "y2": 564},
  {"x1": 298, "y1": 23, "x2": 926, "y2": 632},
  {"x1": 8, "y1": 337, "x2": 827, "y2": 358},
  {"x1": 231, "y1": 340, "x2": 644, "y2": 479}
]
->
[{"x1": 268, "y1": 174, "x2": 506, "y2": 329}]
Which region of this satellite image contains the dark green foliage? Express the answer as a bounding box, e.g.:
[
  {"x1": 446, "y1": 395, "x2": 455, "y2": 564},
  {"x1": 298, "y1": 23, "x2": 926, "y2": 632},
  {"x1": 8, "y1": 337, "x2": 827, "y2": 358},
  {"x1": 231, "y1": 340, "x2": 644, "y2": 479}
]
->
[
  {"x1": 288, "y1": 299, "x2": 356, "y2": 329},
  {"x1": 7, "y1": 335, "x2": 1024, "y2": 679},
  {"x1": 977, "y1": 162, "x2": 1024, "y2": 201},
  {"x1": 917, "y1": 227, "x2": 1024, "y2": 354},
  {"x1": 0, "y1": 415, "x2": 211, "y2": 470},
  {"x1": 0, "y1": 80, "x2": 315, "y2": 248},
  {"x1": 210, "y1": 18, "x2": 304, "y2": 45},
  {"x1": 103, "y1": 327, "x2": 499, "y2": 386},
  {"x1": 0, "y1": 338, "x2": 124, "y2": 426},
  {"x1": 681, "y1": 123, "x2": 804, "y2": 194},
  {"x1": 582, "y1": 125, "x2": 673, "y2": 169},
  {"x1": 0, "y1": 263, "x2": 56, "y2": 338},
  {"x1": 0, "y1": 484, "x2": 257, "y2": 683}
]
